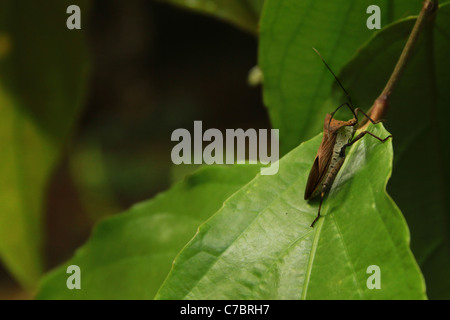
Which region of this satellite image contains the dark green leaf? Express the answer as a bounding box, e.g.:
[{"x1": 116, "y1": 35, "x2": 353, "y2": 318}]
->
[{"x1": 259, "y1": 0, "x2": 424, "y2": 154}]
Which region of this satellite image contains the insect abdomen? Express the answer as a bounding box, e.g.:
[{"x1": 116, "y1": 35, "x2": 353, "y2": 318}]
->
[{"x1": 309, "y1": 126, "x2": 354, "y2": 199}]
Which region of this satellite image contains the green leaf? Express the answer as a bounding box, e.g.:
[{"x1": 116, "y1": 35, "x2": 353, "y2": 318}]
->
[
  {"x1": 259, "y1": 0, "x2": 424, "y2": 154},
  {"x1": 156, "y1": 0, "x2": 264, "y2": 34},
  {"x1": 36, "y1": 165, "x2": 260, "y2": 299},
  {"x1": 156, "y1": 124, "x2": 426, "y2": 299},
  {"x1": 0, "y1": 0, "x2": 89, "y2": 289},
  {"x1": 328, "y1": 2, "x2": 450, "y2": 299}
]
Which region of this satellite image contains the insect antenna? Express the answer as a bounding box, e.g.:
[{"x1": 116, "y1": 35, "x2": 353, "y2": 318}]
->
[{"x1": 312, "y1": 47, "x2": 358, "y2": 120}]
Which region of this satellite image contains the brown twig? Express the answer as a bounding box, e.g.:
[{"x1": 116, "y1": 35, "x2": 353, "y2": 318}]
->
[{"x1": 359, "y1": 0, "x2": 439, "y2": 129}]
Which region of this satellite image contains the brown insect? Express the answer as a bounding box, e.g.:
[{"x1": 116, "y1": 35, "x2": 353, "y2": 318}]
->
[{"x1": 305, "y1": 48, "x2": 392, "y2": 228}]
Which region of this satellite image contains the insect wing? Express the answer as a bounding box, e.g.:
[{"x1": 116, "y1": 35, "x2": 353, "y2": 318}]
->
[{"x1": 304, "y1": 132, "x2": 335, "y2": 200}]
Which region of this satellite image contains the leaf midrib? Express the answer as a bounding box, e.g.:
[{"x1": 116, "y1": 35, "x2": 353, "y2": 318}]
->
[{"x1": 300, "y1": 216, "x2": 323, "y2": 300}]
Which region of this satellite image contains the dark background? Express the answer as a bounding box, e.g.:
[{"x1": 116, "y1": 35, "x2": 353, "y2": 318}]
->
[{"x1": 0, "y1": 0, "x2": 270, "y2": 299}]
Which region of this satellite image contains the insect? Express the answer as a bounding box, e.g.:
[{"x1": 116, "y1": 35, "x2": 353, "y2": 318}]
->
[{"x1": 305, "y1": 48, "x2": 392, "y2": 228}]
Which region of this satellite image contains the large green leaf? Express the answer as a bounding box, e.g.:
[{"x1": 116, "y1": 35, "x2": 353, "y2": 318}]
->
[
  {"x1": 259, "y1": 0, "x2": 424, "y2": 155},
  {"x1": 327, "y1": 2, "x2": 450, "y2": 299},
  {"x1": 36, "y1": 165, "x2": 260, "y2": 299},
  {"x1": 156, "y1": 0, "x2": 264, "y2": 34},
  {"x1": 156, "y1": 124, "x2": 426, "y2": 299},
  {"x1": 0, "y1": 0, "x2": 89, "y2": 289}
]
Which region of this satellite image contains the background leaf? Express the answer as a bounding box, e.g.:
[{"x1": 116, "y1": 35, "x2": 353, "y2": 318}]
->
[
  {"x1": 156, "y1": 0, "x2": 264, "y2": 34},
  {"x1": 0, "y1": 0, "x2": 89, "y2": 289},
  {"x1": 156, "y1": 124, "x2": 425, "y2": 300},
  {"x1": 36, "y1": 165, "x2": 260, "y2": 299},
  {"x1": 259, "y1": 0, "x2": 423, "y2": 155},
  {"x1": 328, "y1": 2, "x2": 450, "y2": 299}
]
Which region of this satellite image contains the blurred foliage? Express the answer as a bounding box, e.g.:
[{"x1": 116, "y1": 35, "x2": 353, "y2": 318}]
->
[
  {"x1": 1, "y1": 0, "x2": 267, "y2": 298},
  {"x1": 156, "y1": 0, "x2": 264, "y2": 34},
  {"x1": 0, "y1": 0, "x2": 89, "y2": 290}
]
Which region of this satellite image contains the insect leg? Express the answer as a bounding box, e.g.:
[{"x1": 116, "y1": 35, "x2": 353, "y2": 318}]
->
[
  {"x1": 310, "y1": 191, "x2": 325, "y2": 228},
  {"x1": 339, "y1": 131, "x2": 392, "y2": 157}
]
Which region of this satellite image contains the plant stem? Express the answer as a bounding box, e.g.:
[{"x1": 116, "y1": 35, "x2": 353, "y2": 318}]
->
[{"x1": 360, "y1": 0, "x2": 439, "y2": 128}]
